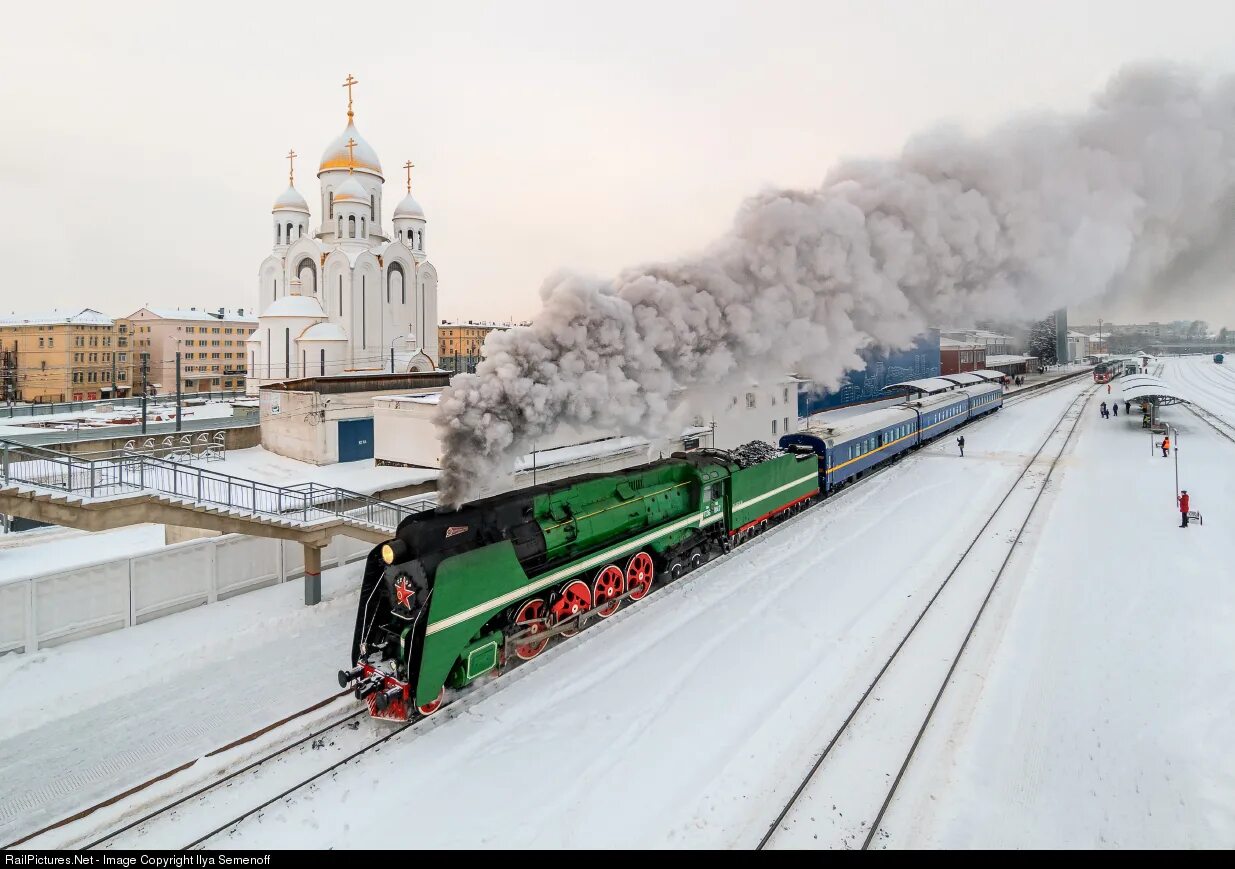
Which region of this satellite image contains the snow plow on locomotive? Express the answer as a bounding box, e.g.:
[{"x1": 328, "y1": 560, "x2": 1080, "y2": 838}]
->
[{"x1": 341, "y1": 444, "x2": 820, "y2": 721}]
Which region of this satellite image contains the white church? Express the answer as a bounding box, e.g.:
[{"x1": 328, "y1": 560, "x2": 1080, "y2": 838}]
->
[{"x1": 248, "y1": 75, "x2": 438, "y2": 392}]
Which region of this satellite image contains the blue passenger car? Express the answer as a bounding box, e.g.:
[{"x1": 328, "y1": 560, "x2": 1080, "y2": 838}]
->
[{"x1": 781, "y1": 382, "x2": 1002, "y2": 494}]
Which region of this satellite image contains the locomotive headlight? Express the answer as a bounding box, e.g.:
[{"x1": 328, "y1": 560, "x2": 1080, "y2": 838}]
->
[{"x1": 381, "y1": 539, "x2": 409, "y2": 565}]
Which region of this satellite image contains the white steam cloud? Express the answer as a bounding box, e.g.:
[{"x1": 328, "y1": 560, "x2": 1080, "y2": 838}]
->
[{"x1": 435, "y1": 64, "x2": 1235, "y2": 507}]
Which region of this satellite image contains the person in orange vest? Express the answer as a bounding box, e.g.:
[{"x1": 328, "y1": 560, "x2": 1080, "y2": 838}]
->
[
  {"x1": 1161, "y1": 435, "x2": 1170, "y2": 458},
  {"x1": 1178, "y1": 490, "x2": 1190, "y2": 528}
]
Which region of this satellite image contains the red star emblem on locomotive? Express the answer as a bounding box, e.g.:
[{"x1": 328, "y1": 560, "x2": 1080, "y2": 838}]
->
[{"x1": 394, "y1": 577, "x2": 415, "y2": 608}]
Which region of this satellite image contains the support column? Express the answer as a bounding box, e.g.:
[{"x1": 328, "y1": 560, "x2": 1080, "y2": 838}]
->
[{"x1": 304, "y1": 544, "x2": 322, "y2": 606}]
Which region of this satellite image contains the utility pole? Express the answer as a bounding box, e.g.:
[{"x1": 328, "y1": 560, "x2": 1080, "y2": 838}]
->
[
  {"x1": 141, "y1": 354, "x2": 149, "y2": 434},
  {"x1": 1172, "y1": 425, "x2": 1179, "y2": 504},
  {"x1": 175, "y1": 351, "x2": 182, "y2": 432}
]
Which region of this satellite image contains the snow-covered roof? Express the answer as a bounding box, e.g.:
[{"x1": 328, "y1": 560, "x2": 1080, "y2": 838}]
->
[
  {"x1": 334, "y1": 176, "x2": 368, "y2": 203},
  {"x1": 971, "y1": 369, "x2": 1012, "y2": 381},
  {"x1": 940, "y1": 337, "x2": 982, "y2": 349},
  {"x1": 0, "y1": 308, "x2": 112, "y2": 326},
  {"x1": 986, "y1": 354, "x2": 1036, "y2": 366},
  {"x1": 299, "y1": 322, "x2": 348, "y2": 341},
  {"x1": 319, "y1": 120, "x2": 383, "y2": 178},
  {"x1": 261, "y1": 295, "x2": 326, "y2": 319},
  {"x1": 273, "y1": 184, "x2": 310, "y2": 213},
  {"x1": 394, "y1": 191, "x2": 424, "y2": 219},
  {"x1": 939, "y1": 373, "x2": 986, "y2": 385},
  {"x1": 881, "y1": 377, "x2": 958, "y2": 395},
  {"x1": 512, "y1": 436, "x2": 650, "y2": 474},
  {"x1": 1119, "y1": 376, "x2": 1191, "y2": 405},
  {"x1": 798, "y1": 406, "x2": 918, "y2": 443},
  {"x1": 134, "y1": 307, "x2": 256, "y2": 323}
]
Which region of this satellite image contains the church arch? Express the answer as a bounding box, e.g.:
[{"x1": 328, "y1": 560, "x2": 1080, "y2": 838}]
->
[
  {"x1": 388, "y1": 261, "x2": 405, "y2": 305},
  {"x1": 349, "y1": 215, "x2": 357, "y2": 238},
  {"x1": 294, "y1": 257, "x2": 317, "y2": 296}
]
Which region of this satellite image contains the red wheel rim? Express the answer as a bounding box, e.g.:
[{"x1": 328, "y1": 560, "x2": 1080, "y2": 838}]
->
[
  {"x1": 417, "y1": 688, "x2": 444, "y2": 716},
  {"x1": 551, "y1": 580, "x2": 592, "y2": 637},
  {"x1": 514, "y1": 597, "x2": 550, "y2": 660},
  {"x1": 626, "y1": 551, "x2": 654, "y2": 601},
  {"x1": 592, "y1": 564, "x2": 625, "y2": 618}
]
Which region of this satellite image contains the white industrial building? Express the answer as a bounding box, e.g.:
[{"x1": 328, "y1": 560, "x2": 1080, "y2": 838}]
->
[{"x1": 371, "y1": 375, "x2": 802, "y2": 496}]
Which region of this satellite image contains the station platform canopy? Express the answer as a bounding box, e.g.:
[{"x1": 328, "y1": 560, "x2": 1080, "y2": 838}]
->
[
  {"x1": 1119, "y1": 375, "x2": 1190, "y2": 406},
  {"x1": 880, "y1": 377, "x2": 958, "y2": 395},
  {"x1": 970, "y1": 369, "x2": 1012, "y2": 382},
  {"x1": 939, "y1": 372, "x2": 987, "y2": 386}
]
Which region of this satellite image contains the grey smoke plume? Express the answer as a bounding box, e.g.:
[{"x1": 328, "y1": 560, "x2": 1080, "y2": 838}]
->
[{"x1": 436, "y1": 64, "x2": 1235, "y2": 507}]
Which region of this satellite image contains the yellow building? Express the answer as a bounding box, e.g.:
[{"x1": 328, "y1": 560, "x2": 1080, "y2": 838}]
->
[
  {"x1": 0, "y1": 309, "x2": 134, "y2": 403},
  {"x1": 438, "y1": 321, "x2": 521, "y2": 373}
]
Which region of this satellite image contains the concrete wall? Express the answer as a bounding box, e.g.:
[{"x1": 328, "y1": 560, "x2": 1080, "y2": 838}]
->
[
  {"x1": 0, "y1": 528, "x2": 374, "y2": 656},
  {"x1": 20, "y1": 423, "x2": 260, "y2": 457}
]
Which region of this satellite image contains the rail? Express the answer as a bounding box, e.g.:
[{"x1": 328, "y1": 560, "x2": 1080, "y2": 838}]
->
[{"x1": 0, "y1": 438, "x2": 428, "y2": 533}]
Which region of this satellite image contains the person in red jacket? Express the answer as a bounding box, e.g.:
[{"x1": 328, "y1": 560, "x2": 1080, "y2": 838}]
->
[{"x1": 1178, "y1": 490, "x2": 1190, "y2": 528}]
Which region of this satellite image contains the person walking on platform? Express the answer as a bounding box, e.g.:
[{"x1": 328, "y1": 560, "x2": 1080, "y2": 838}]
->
[
  {"x1": 1125, "y1": 400, "x2": 1131, "y2": 414},
  {"x1": 1178, "y1": 490, "x2": 1190, "y2": 528},
  {"x1": 1161, "y1": 434, "x2": 1171, "y2": 458},
  {"x1": 1113, "y1": 402, "x2": 1118, "y2": 417},
  {"x1": 957, "y1": 435, "x2": 965, "y2": 457}
]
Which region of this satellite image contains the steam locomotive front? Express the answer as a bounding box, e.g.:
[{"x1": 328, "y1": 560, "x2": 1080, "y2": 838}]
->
[{"x1": 339, "y1": 511, "x2": 466, "y2": 719}]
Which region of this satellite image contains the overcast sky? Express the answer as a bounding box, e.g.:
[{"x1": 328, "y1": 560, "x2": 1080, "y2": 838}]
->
[{"x1": 1, "y1": 0, "x2": 1233, "y2": 327}]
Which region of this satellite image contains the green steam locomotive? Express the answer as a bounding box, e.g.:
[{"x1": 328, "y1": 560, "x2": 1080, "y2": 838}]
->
[{"x1": 341, "y1": 445, "x2": 819, "y2": 720}]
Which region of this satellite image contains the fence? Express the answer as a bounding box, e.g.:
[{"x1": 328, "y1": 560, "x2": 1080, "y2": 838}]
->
[
  {"x1": 0, "y1": 390, "x2": 248, "y2": 419},
  {"x1": 0, "y1": 529, "x2": 375, "y2": 655},
  {"x1": 1, "y1": 438, "x2": 418, "y2": 533}
]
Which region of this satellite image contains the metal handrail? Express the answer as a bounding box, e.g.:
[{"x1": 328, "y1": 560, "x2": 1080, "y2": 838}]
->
[{"x1": 0, "y1": 437, "x2": 431, "y2": 533}]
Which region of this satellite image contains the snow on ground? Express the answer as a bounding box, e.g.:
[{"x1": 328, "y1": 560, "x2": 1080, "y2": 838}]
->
[
  {"x1": 882, "y1": 357, "x2": 1235, "y2": 847},
  {"x1": 8, "y1": 367, "x2": 1230, "y2": 848},
  {"x1": 0, "y1": 560, "x2": 366, "y2": 843},
  {"x1": 0, "y1": 524, "x2": 165, "y2": 586},
  {"x1": 1163, "y1": 354, "x2": 1235, "y2": 427},
  {"x1": 205, "y1": 446, "x2": 437, "y2": 494},
  {"x1": 209, "y1": 382, "x2": 1125, "y2": 849}
]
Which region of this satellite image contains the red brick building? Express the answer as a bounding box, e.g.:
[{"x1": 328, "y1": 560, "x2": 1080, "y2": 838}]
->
[{"x1": 941, "y1": 338, "x2": 986, "y2": 374}]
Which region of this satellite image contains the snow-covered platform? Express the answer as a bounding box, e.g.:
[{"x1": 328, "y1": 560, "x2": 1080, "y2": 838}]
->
[{"x1": 4, "y1": 366, "x2": 1232, "y2": 848}]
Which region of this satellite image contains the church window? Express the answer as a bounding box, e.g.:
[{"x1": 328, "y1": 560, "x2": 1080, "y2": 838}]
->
[
  {"x1": 338, "y1": 275, "x2": 343, "y2": 316},
  {"x1": 337, "y1": 216, "x2": 343, "y2": 237},
  {"x1": 329, "y1": 191, "x2": 334, "y2": 218},
  {"x1": 370, "y1": 194, "x2": 375, "y2": 220},
  {"x1": 361, "y1": 216, "x2": 366, "y2": 237},
  {"x1": 349, "y1": 216, "x2": 356, "y2": 238},
  {"x1": 287, "y1": 222, "x2": 293, "y2": 243},
  {"x1": 276, "y1": 224, "x2": 281, "y2": 244}
]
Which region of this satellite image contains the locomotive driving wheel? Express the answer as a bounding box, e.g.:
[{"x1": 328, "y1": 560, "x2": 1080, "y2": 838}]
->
[
  {"x1": 593, "y1": 564, "x2": 625, "y2": 618},
  {"x1": 513, "y1": 597, "x2": 551, "y2": 660},
  {"x1": 551, "y1": 580, "x2": 592, "y2": 637},
  {"x1": 625, "y1": 551, "x2": 654, "y2": 600},
  {"x1": 417, "y1": 688, "x2": 444, "y2": 716}
]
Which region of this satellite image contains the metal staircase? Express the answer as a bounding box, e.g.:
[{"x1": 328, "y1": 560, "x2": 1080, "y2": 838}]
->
[{"x1": 0, "y1": 438, "x2": 432, "y2": 546}]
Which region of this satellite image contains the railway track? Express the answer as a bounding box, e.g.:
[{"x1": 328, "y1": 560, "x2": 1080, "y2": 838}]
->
[
  {"x1": 15, "y1": 379, "x2": 1085, "y2": 850},
  {"x1": 1183, "y1": 402, "x2": 1235, "y2": 444},
  {"x1": 757, "y1": 386, "x2": 1095, "y2": 850}
]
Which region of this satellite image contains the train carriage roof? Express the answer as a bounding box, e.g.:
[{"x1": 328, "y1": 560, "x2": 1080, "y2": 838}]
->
[{"x1": 797, "y1": 406, "x2": 919, "y2": 444}]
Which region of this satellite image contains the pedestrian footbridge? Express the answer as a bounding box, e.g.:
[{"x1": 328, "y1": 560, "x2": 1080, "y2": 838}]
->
[{"x1": 0, "y1": 439, "x2": 432, "y2": 603}]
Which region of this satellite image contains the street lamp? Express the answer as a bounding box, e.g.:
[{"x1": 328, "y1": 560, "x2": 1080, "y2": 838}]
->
[{"x1": 390, "y1": 333, "x2": 417, "y2": 373}]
